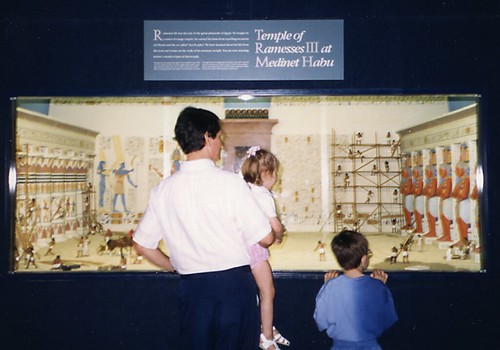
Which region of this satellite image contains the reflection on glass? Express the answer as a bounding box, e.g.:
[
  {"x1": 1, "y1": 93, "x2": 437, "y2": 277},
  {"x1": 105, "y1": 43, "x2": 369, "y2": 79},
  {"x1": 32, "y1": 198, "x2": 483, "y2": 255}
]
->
[{"x1": 13, "y1": 95, "x2": 481, "y2": 273}]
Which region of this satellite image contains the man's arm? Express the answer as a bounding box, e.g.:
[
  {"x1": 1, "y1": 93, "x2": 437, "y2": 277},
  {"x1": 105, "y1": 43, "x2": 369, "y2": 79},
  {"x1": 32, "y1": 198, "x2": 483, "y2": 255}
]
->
[
  {"x1": 258, "y1": 231, "x2": 275, "y2": 248},
  {"x1": 133, "y1": 242, "x2": 175, "y2": 272},
  {"x1": 269, "y1": 216, "x2": 284, "y2": 243}
]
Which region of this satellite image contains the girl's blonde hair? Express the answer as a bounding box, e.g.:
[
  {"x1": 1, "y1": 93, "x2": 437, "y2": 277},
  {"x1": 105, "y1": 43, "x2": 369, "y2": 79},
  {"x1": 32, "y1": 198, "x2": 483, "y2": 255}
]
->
[{"x1": 241, "y1": 148, "x2": 279, "y2": 186}]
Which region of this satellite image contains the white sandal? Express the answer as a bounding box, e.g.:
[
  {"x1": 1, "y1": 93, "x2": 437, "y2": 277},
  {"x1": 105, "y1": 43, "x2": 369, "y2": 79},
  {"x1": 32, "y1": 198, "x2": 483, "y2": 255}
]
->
[
  {"x1": 259, "y1": 333, "x2": 280, "y2": 350},
  {"x1": 273, "y1": 326, "x2": 290, "y2": 346}
]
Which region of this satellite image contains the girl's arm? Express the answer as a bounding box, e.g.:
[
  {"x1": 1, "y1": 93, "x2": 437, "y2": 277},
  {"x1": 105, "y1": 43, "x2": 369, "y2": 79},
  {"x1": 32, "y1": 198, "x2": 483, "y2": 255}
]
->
[{"x1": 269, "y1": 216, "x2": 284, "y2": 243}]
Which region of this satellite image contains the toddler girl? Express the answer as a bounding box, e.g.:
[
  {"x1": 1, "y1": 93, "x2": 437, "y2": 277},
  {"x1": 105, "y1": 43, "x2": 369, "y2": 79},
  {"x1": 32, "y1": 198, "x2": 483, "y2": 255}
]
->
[{"x1": 241, "y1": 146, "x2": 290, "y2": 350}]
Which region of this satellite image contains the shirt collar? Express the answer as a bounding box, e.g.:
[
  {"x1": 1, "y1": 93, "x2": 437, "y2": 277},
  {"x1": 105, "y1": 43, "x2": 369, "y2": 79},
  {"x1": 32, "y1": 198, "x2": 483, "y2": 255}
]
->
[{"x1": 180, "y1": 158, "x2": 216, "y2": 172}]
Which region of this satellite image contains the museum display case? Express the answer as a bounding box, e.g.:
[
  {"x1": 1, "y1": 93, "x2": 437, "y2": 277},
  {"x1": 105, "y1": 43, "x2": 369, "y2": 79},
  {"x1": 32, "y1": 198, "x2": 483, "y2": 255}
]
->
[{"x1": 11, "y1": 95, "x2": 481, "y2": 273}]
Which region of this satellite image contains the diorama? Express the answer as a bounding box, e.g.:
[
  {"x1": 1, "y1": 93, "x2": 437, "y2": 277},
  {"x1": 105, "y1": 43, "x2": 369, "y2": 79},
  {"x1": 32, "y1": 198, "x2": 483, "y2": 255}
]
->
[{"x1": 12, "y1": 94, "x2": 481, "y2": 273}]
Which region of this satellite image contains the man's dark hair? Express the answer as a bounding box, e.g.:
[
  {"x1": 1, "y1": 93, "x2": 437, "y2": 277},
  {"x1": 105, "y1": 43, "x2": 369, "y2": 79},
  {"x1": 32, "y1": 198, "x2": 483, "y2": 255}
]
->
[
  {"x1": 331, "y1": 230, "x2": 369, "y2": 270},
  {"x1": 174, "y1": 107, "x2": 221, "y2": 154}
]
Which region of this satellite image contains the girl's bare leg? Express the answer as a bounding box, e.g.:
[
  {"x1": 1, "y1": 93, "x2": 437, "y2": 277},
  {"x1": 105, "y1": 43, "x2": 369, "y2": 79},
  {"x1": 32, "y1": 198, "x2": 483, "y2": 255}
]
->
[{"x1": 252, "y1": 260, "x2": 276, "y2": 349}]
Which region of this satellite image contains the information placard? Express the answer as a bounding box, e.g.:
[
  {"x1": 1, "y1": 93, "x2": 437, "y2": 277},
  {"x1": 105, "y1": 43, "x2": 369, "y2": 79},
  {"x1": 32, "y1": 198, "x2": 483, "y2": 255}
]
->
[{"x1": 144, "y1": 20, "x2": 343, "y2": 81}]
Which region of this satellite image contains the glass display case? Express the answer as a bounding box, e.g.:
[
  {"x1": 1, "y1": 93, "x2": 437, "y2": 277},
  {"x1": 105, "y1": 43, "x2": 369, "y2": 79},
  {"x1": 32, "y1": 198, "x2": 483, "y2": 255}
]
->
[{"x1": 12, "y1": 94, "x2": 481, "y2": 273}]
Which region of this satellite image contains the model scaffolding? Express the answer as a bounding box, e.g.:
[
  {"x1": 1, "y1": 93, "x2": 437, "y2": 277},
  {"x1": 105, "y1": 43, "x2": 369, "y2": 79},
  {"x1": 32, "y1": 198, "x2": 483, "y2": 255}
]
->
[{"x1": 332, "y1": 131, "x2": 403, "y2": 233}]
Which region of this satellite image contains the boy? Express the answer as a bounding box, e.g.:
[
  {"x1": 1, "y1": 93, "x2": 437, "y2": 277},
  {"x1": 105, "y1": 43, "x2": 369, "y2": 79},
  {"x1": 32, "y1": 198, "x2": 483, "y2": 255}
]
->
[{"x1": 314, "y1": 230, "x2": 398, "y2": 350}]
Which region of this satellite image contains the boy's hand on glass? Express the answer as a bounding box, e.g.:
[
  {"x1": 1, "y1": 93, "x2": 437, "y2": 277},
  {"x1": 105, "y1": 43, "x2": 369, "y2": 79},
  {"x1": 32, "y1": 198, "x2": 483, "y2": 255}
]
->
[
  {"x1": 324, "y1": 270, "x2": 340, "y2": 283},
  {"x1": 370, "y1": 269, "x2": 389, "y2": 284}
]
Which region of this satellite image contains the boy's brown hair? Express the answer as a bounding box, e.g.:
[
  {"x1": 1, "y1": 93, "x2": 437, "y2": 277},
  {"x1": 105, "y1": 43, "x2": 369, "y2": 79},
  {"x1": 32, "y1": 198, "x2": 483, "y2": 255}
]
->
[{"x1": 331, "y1": 230, "x2": 369, "y2": 270}]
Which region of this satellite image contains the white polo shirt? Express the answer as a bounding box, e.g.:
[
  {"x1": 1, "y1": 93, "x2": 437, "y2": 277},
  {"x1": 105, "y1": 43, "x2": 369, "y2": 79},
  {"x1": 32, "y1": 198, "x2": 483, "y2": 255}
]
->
[{"x1": 133, "y1": 159, "x2": 271, "y2": 275}]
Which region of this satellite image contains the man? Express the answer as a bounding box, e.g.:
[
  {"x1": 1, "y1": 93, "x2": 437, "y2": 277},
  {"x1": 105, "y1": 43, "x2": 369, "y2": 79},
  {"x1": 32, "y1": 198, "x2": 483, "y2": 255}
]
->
[{"x1": 133, "y1": 107, "x2": 274, "y2": 350}]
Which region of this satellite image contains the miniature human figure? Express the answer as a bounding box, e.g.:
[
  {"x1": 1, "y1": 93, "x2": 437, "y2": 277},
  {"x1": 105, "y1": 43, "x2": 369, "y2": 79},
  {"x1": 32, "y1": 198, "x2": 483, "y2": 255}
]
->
[
  {"x1": 390, "y1": 246, "x2": 398, "y2": 264},
  {"x1": 25, "y1": 246, "x2": 38, "y2": 269},
  {"x1": 400, "y1": 157, "x2": 414, "y2": 230},
  {"x1": 76, "y1": 237, "x2": 84, "y2": 258},
  {"x1": 89, "y1": 222, "x2": 97, "y2": 235},
  {"x1": 52, "y1": 255, "x2": 62, "y2": 270},
  {"x1": 335, "y1": 164, "x2": 342, "y2": 176},
  {"x1": 423, "y1": 155, "x2": 438, "y2": 237},
  {"x1": 13, "y1": 247, "x2": 20, "y2": 271},
  {"x1": 44, "y1": 237, "x2": 56, "y2": 256},
  {"x1": 96, "y1": 160, "x2": 108, "y2": 209},
  {"x1": 353, "y1": 220, "x2": 360, "y2": 232},
  {"x1": 314, "y1": 241, "x2": 326, "y2": 262},
  {"x1": 335, "y1": 204, "x2": 343, "y2": 218},
  {"x1": 452, "y1": 156, "x2": 471, "y2": 245},
  {"x1": 371, "y1": 164, "x2": 377, "y2": 176},
  {"x1": 82, "y1": 194, "x2": 91, "y2": 223},
  {"x1": 344, "y1": 173, "x2": 350, "y2": 188},
  {"x1": 416, "y1": 234, "x2": 423, "y2": 252},
  {"x1": 445, "y1": 245, "x2": 454, "y2": 260},
  {"x1": 390, "y1": 140, "x2": 400, "y2": 157},
  {"x1": 120, "y1": 255, "x2": 127, "y2": 270},
  {"x1": 133, "y1": 253, "x2": 143, "y2": 264},
  {"x1": 112, "y1": 162, "x2": 136, "y2": 212},
  {"x1": 386, "y1": 132, "x2": 392, "y2": 145},
  {"x1": 86, "y1": 182, "x2": 94, "y2": 193},
  {"x1": 384, "y1": 161, "x2": 390, "y2": 172},
  {"x1": 356, "y1": 150, "x2": 365, "y2": 163},
  {"x1": 314, "y1": 230, "x2": 398, "y2": 350},
  {"x1": 82, "y1": 236, "x2": 91, "y2": 257},
  {"x1": 393, "y1": 189, "x2": 398, "y2": 203},
  {"x1": 356, "y1": 132, "x2": 363, "y2": 145},
  {"x1": 401, "y1": 246, "x2": 409, "y2": 263},
  {"x1": 437, "y1": 149, "x2": 453, "y2": 242},
  {"x1": 412, "y1": 156, "x2": 424, "y2": 233},
  {"x1": 241, "y1": 146, "x2": 289, "y2": 350},
  {"x1": 133, "y1": 107, "x2": 274, "y2": 350},
  {"x1": 391, "y1": 218, "x2": 398, "y2": 233},
  {"x1": 461, "y1": 242, "x2": 471, "y2": 260},
  {"x1": 26, "y1": 198, "x2": 36, "y2": 221},
  {"x1": 365, "y1": 190, "x2": 374, "y2": 204}
]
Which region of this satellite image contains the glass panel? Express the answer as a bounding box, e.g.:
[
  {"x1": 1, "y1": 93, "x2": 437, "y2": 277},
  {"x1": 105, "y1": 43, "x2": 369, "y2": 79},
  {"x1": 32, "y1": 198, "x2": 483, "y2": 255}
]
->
[{"x1": 13, "y1": 95, "x2": 481, "y2": 273}]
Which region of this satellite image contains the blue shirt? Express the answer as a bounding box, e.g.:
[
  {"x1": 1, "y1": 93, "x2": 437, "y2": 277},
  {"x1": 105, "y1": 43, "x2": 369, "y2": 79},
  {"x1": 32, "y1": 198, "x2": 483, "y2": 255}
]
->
[{"x1": 314, "y1": 274, "x2": 398, "y2": 344}]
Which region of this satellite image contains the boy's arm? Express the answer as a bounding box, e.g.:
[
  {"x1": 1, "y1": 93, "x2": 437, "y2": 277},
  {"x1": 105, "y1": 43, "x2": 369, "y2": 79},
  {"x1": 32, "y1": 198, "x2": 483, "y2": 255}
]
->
[
  {"x1": 324, "y1": 270, "x2": 340, "y2": 283},
  {"x1": 370, "y1": 269, "x2": 389, "y2": 284},
  {"x1": 313, "y1": 284, "x2": 332, "y2": 332}
]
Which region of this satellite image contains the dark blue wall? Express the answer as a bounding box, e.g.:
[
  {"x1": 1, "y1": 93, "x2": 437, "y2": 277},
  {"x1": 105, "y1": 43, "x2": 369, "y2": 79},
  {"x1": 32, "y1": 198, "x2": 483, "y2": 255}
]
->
[{"x1": 2, "y1": 2, "x2": 500, "y2": 349}]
